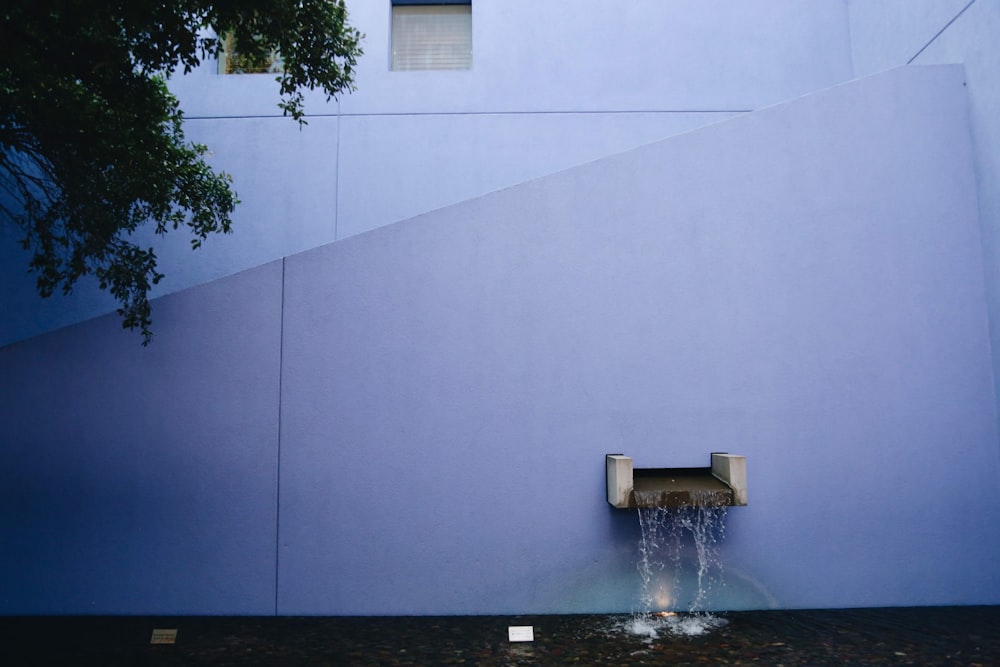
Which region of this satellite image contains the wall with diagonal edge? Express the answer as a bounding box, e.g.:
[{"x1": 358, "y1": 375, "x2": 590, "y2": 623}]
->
[
  {"x1": 849, "y1": 0, "x2": 1000, "y2": 453},
  {"x1": 0, "y1": 0, "x2": 854, "y2": 347},
  {"x1": 275, "y1": 65, "x2": 999, "y2": 613},
  {"x1": 1, "y1": 66, "x2": 997, "y2": 615},
  {"x1": 0, "y1": 263, "x2": 283, "y2": 614}
]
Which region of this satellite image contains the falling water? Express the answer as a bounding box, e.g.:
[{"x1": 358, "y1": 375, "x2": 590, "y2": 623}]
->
[{"x1": 627, "y1": 493, "x2": 729, "y2": 638}]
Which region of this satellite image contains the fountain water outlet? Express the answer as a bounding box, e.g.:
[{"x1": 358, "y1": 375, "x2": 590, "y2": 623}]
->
[{"x1": 606, "y1": 453, "x2": 747, "y2": 509}]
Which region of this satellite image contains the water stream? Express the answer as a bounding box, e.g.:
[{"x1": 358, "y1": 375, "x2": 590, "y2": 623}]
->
[{"x1": 627, "y1": 494, "x2": 729, "y2": 638}]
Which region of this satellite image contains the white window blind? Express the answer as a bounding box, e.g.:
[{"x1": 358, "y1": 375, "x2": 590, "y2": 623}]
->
[{"x1": 392, "y1": 5, "x2": 472, "y2": 71}]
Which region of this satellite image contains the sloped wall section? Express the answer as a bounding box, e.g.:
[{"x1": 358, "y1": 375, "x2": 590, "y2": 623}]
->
[
  {"x1": 276, "y1": 65, "x2": 999, "y2": 613},
  {"x1": 850, "y1": 0, "x2": 1000, "y2": 453},
  {"x1": 1, "y1": 66, "x2": 997, "y2": 615},
  {"x1": 0, "y1": 0, "x2": 855, "y2": 348},
  {"x1": 0, "y1": 263, "x2": 283, "y2": 614}
]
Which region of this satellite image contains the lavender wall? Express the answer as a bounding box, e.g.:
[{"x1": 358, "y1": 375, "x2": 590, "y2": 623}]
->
[
  {"x1": 0, "y1": 264, "x2": 283, "y2": 614},
  {"x1": 275, "y1": 65, "x2": 999, "y2": 613},
  {"x1": 1, "y1": 65, "x2": 997, "y2": 615},
  {"x1": 0, "y1": 0, "x2": 853, "y2": 347},
  {"x1": 849, "y1": 0, "x2": 1000, "y2": 445}
]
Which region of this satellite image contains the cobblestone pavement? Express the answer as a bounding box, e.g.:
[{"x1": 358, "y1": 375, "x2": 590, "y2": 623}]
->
[{"x1": 1, "y1": 607, "x2": 997, "y2": 666}]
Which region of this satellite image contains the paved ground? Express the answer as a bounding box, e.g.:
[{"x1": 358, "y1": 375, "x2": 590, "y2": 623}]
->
[{"x1": 0, "y1": 606, "x2": 997, "y2": 665}]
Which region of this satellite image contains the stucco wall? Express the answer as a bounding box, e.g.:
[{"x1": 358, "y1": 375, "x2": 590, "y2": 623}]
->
[
  {"x1": 3, "y1": 65, "x2": 996, "y2": 615},
  {"x1": 849, "y1": 0, "x2": 1000, "y2": 440},
  {"x1": 0, "y1": 0, "x2": 853, "y2": 347},
  {"x1": 0, "y1": 263, "x2": 283, "y2": 614},
  {"x1": 277, "y1": 65, "x2": 999, "y2": 614}
]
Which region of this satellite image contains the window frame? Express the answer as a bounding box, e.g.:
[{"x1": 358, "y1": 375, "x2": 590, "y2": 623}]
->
[
  {"x1": 390, "y1": 1, "x2": 472, "y2": 72},
  {"x1": 392, "y1": 0, "x2": 470, "y2": 5},
  {"x1": 216, "y1": 32, "x2": 283, "y2": 75}
]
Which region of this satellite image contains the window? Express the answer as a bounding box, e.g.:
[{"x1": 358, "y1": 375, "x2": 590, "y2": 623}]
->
[
  {"x1": 391, "y1": 1, "x2": 472, "y2": 71},
  {"x1": 217, "y1": 32, "x2": 283, "y2": 75}
]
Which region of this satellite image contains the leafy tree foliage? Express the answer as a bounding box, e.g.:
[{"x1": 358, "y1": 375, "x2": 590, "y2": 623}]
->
[{"x1": 0, "y1": 1, "x2": 363, "y2": 343}]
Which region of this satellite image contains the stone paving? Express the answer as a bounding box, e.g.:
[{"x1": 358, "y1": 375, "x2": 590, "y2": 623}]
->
[{"x1": 1, "y1": 606, "x2": 997, "y2": 665}]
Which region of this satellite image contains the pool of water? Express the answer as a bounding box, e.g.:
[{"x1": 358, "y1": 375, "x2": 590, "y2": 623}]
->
[{"x1": 1, "y1": 606, "x2": 997, "y2": 665}]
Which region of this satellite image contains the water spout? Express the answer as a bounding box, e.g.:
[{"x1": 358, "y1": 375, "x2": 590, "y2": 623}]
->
[
  {"x1": 636, "y1": 498, "x2": 728, "y2": 614},
  {"x1": 605, "y1": 453, "x2": 745, "y2": 636},
  {"x1": 607, "y1": 453, "x2": 747, "y2": 508}
]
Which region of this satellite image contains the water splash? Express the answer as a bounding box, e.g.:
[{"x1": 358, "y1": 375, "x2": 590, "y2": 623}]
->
[
  {"x1": 622, "y1": 612, "x2": 727, "y2": 639},
  {"x1": 629, "y1": 494, "x2": 729, "y2": 637}
]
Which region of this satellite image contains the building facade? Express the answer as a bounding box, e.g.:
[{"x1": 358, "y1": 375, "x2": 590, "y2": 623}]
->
[{"x1": 2, "y1": 1, "x2": 999, "y2": 615}]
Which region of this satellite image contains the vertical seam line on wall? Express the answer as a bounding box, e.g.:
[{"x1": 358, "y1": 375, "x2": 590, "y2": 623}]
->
[
  {"x1": 845, "y1": 0, "x2": 856, "y2": 78},
  {"x1": 334, "y1": 99, "x2": 341, "y2": 240},
  {"x1": 274, "y1": 256, "x2": 286, "y2": 615},
  {"x1": 907, "y1": 0, "x2": 976, "y2": 64}
]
